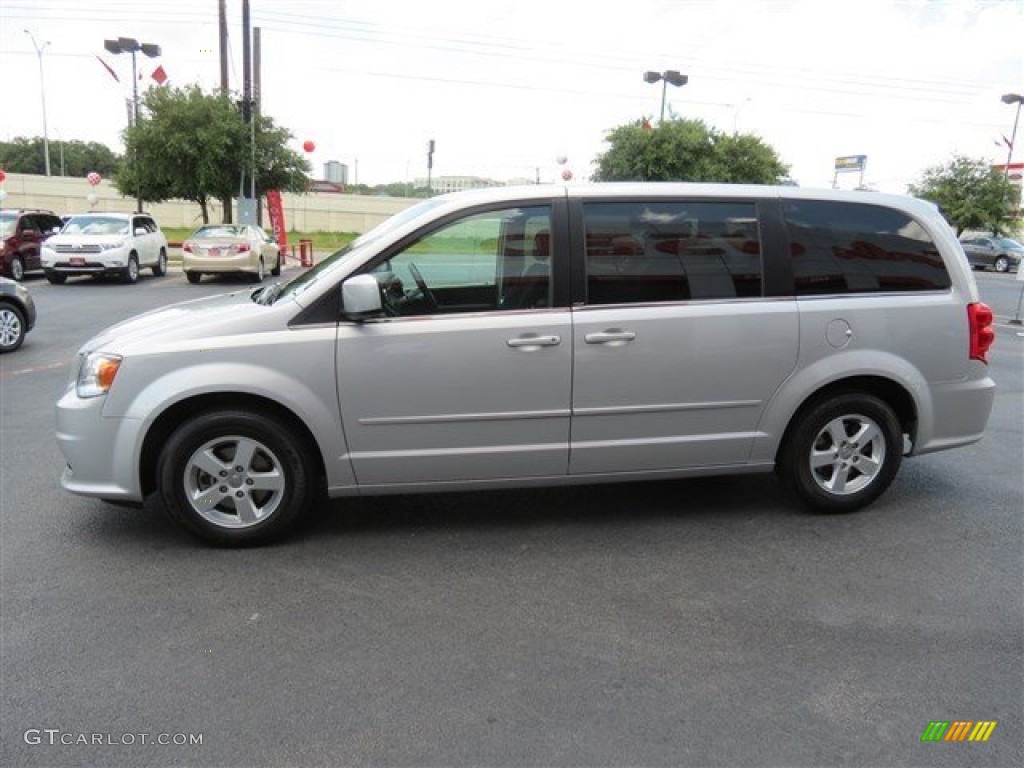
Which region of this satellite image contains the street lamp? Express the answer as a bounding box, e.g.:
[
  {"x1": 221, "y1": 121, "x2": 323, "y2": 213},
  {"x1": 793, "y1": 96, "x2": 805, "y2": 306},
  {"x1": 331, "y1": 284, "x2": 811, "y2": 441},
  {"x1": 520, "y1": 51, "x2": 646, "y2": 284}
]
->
[
  {"x1": 104, "y1": 37, "x2": 160, "y2": 210},
  {"x1": 104, "y1": 37, "x2": 161, "y2": 126},
  {"x1": 643, "y1": 70, "x2": 688, "y2": 123},
  {"x1": 1001, "y1": 93, "x2": 1023, "y2": 178},
  {"x1": 24, "y1": 30, "x2": 51, "y2": 177}
]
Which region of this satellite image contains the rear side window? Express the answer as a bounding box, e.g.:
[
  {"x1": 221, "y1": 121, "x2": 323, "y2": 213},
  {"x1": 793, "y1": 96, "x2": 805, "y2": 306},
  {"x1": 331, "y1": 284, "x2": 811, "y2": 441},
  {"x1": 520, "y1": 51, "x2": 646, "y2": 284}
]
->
[
  {"x1": 583, "y1": 201, "x2": 762, "y2": 305},
  {"x1": 783, "y1": 200, "x2": 950, "y2": 294}
]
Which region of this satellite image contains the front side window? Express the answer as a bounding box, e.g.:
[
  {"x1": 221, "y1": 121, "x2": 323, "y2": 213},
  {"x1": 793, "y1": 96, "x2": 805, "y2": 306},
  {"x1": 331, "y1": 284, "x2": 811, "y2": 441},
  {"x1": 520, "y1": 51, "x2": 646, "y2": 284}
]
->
[
  {"x1": 784, "y1": 201, "x2": 951, "y2": 294},
  {"x1": 368, "y1": 205, "x2": 553, "y2": 317},
  {"x1": 583, "y1": 201, "x2": 763, "y2": 305}
]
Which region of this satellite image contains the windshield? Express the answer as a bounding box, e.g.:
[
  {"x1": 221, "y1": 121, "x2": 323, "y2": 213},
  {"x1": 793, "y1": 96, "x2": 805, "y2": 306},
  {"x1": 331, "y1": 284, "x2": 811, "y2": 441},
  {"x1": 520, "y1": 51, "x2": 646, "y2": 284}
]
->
[
  {"x1": 994, "y1": 238, "x2": 1024, "y2": 250},
  {"x1": 266, "y1": 197, "x2": 448, "y2": 304},
  {"x1": 62, "y1": 215, "x2": 129, "y2": 236}
]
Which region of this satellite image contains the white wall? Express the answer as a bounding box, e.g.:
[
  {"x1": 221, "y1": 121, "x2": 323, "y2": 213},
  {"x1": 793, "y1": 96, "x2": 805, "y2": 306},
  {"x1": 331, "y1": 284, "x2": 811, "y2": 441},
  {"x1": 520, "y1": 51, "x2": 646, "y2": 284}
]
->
[{"x1": 0, "y1": 172, "x2": 417, "y2": 233}]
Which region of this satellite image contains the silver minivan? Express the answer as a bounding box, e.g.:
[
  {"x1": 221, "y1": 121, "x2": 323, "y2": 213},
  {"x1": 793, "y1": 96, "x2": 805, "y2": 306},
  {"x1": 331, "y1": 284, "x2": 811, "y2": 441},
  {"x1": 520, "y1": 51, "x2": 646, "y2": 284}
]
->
[{"x1": 56, "y1": 184, "x2": 997, "y2": 545}]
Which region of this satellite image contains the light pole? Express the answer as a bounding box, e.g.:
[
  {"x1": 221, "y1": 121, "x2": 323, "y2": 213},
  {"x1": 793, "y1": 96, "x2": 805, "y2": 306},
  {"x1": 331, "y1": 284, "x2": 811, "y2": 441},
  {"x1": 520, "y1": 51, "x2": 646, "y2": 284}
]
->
[
  {"x1": 104, "y1": 37, "x2": 161, "y2": 126},
  {"x1": 104, "y1": 37, "x2": 160, "y2": 210},
  {"x1": 643, "y1": 70, "x2": 688, "y2": 123},
  {"x1": 24, "y1": 30, "x2": 51, "y2": 177},
  {"x1": 1001, "y1": 93, "x2": 1022, "y2": 178}
]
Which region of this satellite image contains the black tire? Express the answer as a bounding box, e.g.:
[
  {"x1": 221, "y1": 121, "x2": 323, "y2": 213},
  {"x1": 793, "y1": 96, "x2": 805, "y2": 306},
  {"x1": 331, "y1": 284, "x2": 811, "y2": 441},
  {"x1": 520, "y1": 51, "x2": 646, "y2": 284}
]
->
[
  {"x1": 0, "y1": 301, "x2": 27, "y2": 353},
  {"x1": 251, "y1": 257, "x2": 265, "y2": 283},
  {"x1": 10, "y1": 257, "x2": 25, "y2": 282},
  {"x1": 994, "y1": 255, "x2": 1009, "y2": 273},
  {"x1": 45, "y1": 270, "x2": 66, "y2": 285},
  {"x1": 122, "y1": 254, "x2": 139, "y2": 284},
  {"x1": 778, "y1": 393, "x2": 902, "y2": 514},
  {"x1": 270, "y1": 254, "x2": 281, "y2": 277},
  {"x1": 152, "y1": 248, "x2": 167, "y2": 276},
  {"x1": 185, "y1": 271, "x2": 201, "y2": 284},
  {"x1": 156, "y1": 410, "x2": 316, "y2": 546}
]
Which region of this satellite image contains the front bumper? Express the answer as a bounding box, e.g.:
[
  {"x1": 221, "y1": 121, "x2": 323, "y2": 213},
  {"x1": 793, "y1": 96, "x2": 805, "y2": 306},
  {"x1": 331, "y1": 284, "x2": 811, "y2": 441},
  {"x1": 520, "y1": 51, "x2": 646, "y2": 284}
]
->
[{"x1": 56, "y1": 385, "x2": 144, "y2": 501}]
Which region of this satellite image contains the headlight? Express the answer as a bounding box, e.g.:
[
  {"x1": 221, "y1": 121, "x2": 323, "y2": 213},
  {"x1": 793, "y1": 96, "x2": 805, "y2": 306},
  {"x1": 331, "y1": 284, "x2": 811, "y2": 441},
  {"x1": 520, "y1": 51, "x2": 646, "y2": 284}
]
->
[
  {"x1": 77, "y1": 353, "x2": 123, "y2": 398},
  {"x1": 99, "y1": 241, "x2": 125, "y2": 251}
]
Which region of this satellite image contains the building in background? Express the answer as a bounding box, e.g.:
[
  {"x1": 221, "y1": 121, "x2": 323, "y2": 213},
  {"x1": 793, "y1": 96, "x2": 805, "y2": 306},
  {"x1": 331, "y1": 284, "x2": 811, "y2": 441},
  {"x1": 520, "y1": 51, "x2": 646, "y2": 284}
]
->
[
  {"x1": 414, "y1": 175, "x2": 504, "y2": 194},
  {"x1": 323, "y1": 161, "x2": 348, "y2": 185}
]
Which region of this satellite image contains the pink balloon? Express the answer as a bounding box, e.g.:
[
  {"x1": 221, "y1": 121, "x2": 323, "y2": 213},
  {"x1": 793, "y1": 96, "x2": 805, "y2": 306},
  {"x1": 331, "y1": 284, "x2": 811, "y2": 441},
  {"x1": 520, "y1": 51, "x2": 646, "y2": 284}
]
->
[{"x1": 87, "y1": 172, "x2": 102, "y2": 186}]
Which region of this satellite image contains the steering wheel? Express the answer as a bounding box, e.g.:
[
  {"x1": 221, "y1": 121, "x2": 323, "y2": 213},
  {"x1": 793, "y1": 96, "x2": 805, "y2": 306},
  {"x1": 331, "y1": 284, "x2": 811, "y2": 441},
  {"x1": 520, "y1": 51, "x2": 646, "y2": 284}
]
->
[{"x1": 407, "y1": 262, "x2": 439, "y2": 311}]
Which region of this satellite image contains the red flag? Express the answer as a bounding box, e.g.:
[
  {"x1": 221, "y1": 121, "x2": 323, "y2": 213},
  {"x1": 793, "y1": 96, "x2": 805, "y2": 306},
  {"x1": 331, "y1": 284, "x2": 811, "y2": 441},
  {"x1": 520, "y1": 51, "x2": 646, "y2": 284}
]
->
[
  {"x1": 96, "y1": 56, "x2": 119, "y2": 83},
  {"x1": 151, "y1": 65, "x2": 168, "y2": 85}
]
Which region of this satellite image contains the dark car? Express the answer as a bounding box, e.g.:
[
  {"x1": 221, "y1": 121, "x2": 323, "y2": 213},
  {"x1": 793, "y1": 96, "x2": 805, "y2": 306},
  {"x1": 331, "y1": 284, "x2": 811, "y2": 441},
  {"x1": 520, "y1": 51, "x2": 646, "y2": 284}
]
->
[
  {"x1": 959, "y1": 236, "x2": 1023, "y2": 273},
  {"x1": 0, "y1": 209, "x2": 64, "y2": 281},
  {"x1": 0, "y1": 276, "x2": 37, "y2": 352}
]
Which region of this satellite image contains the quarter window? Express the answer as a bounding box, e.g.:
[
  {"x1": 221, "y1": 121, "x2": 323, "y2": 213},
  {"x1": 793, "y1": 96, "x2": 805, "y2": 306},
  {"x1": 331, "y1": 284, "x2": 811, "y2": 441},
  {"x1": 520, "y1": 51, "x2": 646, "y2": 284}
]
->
[
  {"x1": 784, "y1": 200, "x2": 951, "y2": 294},
  {"x1": 369, "y1": 205, "x2": 552, "y2": 317},
  {"x1": 583, "y1": 201, "x2": 763, "y2": 305}
]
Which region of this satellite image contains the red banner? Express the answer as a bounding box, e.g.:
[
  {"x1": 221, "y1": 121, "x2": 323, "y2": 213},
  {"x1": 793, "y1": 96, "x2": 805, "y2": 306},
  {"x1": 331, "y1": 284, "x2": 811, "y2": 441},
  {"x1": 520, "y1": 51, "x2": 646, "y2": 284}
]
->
[{"x1": 265, "y1": 190, "x2": 287, "y2": 249}]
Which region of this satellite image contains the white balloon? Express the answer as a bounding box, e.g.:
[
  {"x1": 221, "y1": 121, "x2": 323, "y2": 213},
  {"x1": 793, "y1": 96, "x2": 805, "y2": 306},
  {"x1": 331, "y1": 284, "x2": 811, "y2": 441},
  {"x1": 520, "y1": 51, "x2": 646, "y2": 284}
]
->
[
  {"x1": 556, "y1": 155, "x2": 568, "y2": 165},
  {"x1": 0, "y1": 189, "x2": 7, "y2": 202},
  {"x1": 87, "y1": 192, "x2": 98, "y2": 206}
]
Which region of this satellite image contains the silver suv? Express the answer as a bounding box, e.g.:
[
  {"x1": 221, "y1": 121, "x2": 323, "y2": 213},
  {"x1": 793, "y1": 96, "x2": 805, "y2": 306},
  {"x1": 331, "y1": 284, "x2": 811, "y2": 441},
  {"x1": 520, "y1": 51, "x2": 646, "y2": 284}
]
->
[
  {"x1": 55, "y1": 184, "x2": 997, "y2": 545},
  {"x1": 42, "y1": 212, "x2": 168, "y2": 284}
]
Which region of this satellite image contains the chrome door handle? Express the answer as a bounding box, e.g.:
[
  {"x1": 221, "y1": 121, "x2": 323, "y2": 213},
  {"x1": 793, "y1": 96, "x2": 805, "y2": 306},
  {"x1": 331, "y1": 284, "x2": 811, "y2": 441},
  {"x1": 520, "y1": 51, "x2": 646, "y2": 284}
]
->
[
  {"x1": 506, "y1": 335, "x2": 561, "y2": 348},
  {"x1": 584, "y1": 331, "x2": 636, "y2": 345}
]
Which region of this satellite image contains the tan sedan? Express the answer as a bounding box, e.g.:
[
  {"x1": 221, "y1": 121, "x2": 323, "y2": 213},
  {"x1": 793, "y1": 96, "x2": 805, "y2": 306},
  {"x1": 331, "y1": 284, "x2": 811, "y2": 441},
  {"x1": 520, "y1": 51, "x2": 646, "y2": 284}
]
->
[{"x1": 182, "y1": 224, "x2": 281, "y2": 283}]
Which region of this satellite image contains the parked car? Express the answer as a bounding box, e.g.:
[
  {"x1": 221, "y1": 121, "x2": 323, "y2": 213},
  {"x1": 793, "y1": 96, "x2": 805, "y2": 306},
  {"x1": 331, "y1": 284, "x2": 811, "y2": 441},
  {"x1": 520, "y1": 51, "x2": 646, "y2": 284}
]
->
[
  {"x1": 959, "y1": 235, "x2": 1023, "y2": 272},
  {"x1": 0, "y1": 209, "x2": 64, "y2": 281},
  {"x1": 0, "y1": 277, "x2": 36, "y2": 352},
  {"x1": 41, "y1": 212, "x2": 168, "y2": 284},
  {"x1": 182, "y1": 224, "x2": 281, "y2": 283},
  {"x1": 56, "y1": 184, "x2": 996, "y2": 546}
]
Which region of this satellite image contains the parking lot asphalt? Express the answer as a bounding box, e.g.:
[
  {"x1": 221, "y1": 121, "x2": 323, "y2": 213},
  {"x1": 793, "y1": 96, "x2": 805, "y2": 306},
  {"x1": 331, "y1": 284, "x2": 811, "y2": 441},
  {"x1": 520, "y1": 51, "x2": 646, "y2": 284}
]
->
[{"x1": 1, "y1": 267, "x2": 1021, "y2": 767}]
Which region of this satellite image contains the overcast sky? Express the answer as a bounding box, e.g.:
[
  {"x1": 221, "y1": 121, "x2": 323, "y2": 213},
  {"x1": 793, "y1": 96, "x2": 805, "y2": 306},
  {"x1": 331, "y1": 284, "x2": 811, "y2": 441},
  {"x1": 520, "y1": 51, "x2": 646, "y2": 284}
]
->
[{"x1": 1, "y1": 0, "x2": 1022, "y2": 192}]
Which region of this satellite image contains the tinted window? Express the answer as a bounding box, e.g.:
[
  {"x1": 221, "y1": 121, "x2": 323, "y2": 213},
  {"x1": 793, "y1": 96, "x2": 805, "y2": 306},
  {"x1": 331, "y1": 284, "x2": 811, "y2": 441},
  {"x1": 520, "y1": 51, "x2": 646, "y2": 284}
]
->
[
  {"x1": 583, "y1": 201, "x2": 762, "y2": 305},
  {"x1": 784, "y1": 201, "x2": 950, "y2": 294}
]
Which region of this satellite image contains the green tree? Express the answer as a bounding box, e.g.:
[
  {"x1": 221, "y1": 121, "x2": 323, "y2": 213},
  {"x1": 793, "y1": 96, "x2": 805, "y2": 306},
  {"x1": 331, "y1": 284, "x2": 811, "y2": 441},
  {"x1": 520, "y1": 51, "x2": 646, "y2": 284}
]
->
[
  {"x1": 117, "y1": 85, "x2": 310, "y2": 223},
  {"x1": 593, "y1": 118, "x2": 789, "y2": 184},
  {"x1": 908, "y1": 154, "x2": 1018, "y2": 236},
  {"x1": 0, "y1": 137, "x2": 121, "y2": 177}
]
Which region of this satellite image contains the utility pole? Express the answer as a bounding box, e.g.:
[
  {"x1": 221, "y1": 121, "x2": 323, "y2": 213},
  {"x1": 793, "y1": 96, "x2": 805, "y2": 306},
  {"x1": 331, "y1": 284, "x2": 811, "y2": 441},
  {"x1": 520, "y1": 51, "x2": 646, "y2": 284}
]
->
[{"x1": 218, "y1": 0, "x2": 229, "y2": 95}]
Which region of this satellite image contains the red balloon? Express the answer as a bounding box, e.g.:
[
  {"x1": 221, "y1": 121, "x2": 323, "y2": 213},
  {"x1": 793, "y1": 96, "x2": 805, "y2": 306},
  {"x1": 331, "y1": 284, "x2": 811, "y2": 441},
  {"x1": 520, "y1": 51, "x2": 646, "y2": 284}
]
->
[
  {"x1": 0, "y1": 169, "x2": 6, "y2": 183},
  {"x1": 302, "y1": 140, "x2": 315, "y2": 153}
]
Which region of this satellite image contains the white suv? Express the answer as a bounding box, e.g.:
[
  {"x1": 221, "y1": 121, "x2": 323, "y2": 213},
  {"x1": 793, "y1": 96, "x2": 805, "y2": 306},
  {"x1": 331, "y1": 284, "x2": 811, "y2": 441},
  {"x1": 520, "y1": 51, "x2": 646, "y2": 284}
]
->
[{"x1": 42, "y1": 212, "x2": 168, "y2": 284}]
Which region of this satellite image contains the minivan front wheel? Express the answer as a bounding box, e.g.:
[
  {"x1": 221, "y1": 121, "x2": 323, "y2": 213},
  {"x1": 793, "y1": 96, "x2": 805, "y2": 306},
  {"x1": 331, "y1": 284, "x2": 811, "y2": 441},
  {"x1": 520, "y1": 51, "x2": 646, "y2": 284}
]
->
[
  {"x1": 779, "y1": 394, "x2": 902, "y2": 514},
  {"x1": 157, "y1": 410, "x2": 316, "y2": 546}
]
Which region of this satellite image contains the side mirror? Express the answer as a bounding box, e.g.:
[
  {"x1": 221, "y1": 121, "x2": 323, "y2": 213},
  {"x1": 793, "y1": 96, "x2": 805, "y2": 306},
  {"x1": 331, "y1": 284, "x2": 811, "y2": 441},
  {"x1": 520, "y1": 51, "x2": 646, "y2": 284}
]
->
[{"x1": 342, "y1": 274, "x2": 383, "y2": 320}]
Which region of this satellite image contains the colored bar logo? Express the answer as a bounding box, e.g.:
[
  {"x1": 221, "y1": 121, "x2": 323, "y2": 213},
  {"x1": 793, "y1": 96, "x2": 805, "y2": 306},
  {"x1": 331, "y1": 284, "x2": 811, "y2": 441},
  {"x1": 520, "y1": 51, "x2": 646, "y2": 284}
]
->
[{"x1": 921, "y1": 721, "x2": 997, "y2": 742}]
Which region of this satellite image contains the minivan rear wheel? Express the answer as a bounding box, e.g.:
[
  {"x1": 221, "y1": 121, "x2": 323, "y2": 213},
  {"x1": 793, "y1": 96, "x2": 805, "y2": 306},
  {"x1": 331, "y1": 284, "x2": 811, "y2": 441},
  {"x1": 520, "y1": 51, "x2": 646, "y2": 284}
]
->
[
  {"x1": 779, "y1": 393, "x2": 902, "y2": 514},
  {"x1": 157, "y1": 410, "x2": 316, "y2": 546}
]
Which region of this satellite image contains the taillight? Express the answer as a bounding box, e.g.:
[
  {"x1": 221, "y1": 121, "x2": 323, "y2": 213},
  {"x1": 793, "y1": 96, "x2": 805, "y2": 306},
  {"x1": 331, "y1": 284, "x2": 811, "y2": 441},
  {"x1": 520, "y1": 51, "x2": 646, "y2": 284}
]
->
[
  {"x1": 235, "y1": 243, "x2": 250, "y2": 253},
  {"x1": 182, "y1": 242, "x2": 193, "y2": 253},
  {"x1": 968, "y1": 302, "x2": 995, "y2": 363}
]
